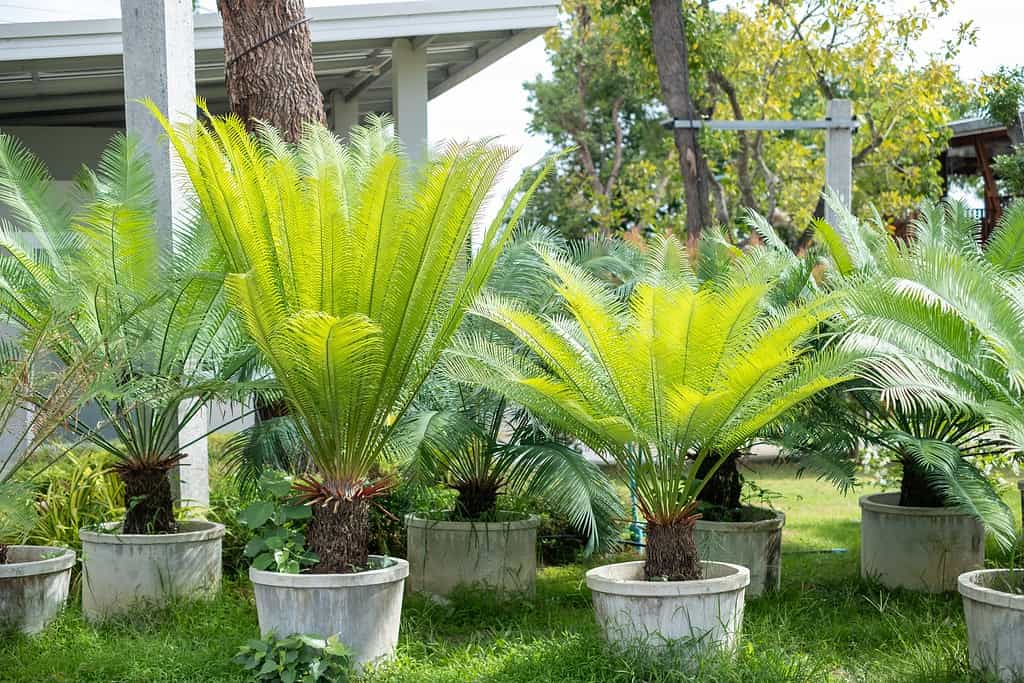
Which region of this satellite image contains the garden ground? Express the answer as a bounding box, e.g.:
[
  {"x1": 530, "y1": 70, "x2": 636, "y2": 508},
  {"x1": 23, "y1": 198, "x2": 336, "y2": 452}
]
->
[{"x1": 2, "y1": 463, "x2": 1017, "y2": 683}]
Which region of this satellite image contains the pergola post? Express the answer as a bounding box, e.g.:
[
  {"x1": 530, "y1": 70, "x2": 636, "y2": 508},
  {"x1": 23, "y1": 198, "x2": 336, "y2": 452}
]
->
[
  {"x1": 328, "y1": 89, "x2": 361, "y2": 139},
  {"x1": 824, "y1": 98, "x2": 854, "y2": 227},
  {"x1": 120, "y1": 0, "x2": 209, "y2": 509},
  {"x1": 391, "y1": 38, "x2": 428, "y2": 163}
]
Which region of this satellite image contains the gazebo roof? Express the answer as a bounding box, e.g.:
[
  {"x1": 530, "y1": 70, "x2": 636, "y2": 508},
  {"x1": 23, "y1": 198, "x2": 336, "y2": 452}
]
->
[{"x1": 0, "y1": 0, "x2": 559, "y2": 128}]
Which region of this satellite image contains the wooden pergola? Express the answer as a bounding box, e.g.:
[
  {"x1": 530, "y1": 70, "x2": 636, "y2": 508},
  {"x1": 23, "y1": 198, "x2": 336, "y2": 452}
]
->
[{"x1": 941, "y1": 111, "x2": 1023, "y2": 240}]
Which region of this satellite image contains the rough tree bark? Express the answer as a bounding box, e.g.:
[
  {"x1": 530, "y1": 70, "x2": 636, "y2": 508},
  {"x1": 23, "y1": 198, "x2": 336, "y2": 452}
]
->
[
  {"x1": 695, "y1": 452, "x2": 743, "y2": 511},
  {"x1": 649, "y1": 0, "x2": 713, "y2": 249},
  {"x1": 645, "y1": 517, "x2": 702, "y2": 581},
  {"x1": 307, "y1": 499, "x2": 370, "y2": 573},
  {"x1": 217, "y1": 0, "x2": 325, "y2": 143}
]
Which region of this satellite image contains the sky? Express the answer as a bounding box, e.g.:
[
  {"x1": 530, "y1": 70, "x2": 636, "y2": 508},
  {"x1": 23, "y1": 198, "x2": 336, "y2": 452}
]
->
[{"x1": 0, "y1": 0, "x2": 1022, "y2": 200}]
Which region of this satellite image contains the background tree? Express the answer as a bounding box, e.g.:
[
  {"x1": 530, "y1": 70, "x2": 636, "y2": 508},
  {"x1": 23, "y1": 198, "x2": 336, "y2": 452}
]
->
[
  {"x1": 531, "y1": 0, "x2": 971, "y2": 244},
  {"x1": 217, "y1": 0, "x2": 324, "y2": 142}
]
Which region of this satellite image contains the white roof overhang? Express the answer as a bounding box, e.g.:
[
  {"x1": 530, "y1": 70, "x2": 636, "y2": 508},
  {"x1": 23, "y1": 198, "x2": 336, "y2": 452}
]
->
[{"x1": 0, "y1": 0, "x2": 559, "y2": 127}]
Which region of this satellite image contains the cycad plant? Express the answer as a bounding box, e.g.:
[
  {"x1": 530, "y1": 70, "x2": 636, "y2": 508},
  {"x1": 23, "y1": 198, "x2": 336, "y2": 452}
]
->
[
  {"x1": 405, "y1": 227, "x2": 622, "y2": 553},
  {"x1": 447, "y1": 235, "x2": 855, "y2": 580},
  {"x1": 0, "y1": 317, "x2": 111, "y2": 562},
  {"x1": 0, "y1": 132, "x2": 246, "y2": 534},
  {"x1": 811, "y1": 198, "x2": 1023, "y2": 547},
  {"x1": 154, "y1": 110, "x2": 548, "y2": 573}
]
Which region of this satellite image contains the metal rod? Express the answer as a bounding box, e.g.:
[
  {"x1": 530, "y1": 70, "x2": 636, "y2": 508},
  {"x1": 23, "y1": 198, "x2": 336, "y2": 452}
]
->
[{"x1": 665, "y1": 118, "x2": 859, "y2": 131}]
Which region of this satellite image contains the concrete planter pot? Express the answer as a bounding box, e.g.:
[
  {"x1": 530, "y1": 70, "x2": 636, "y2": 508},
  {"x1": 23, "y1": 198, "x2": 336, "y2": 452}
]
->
[
  {"x1": 0, "y1": 546, "x2": 75, "y2": 634},
  {"x1": 250, "y1": 556, "x2": 408, "y2": 668},
  {"x1": 406, "y1": 512, "x2": 539, "y2": 596},
  {"x1": 586, "y1": 560, "x2": 749, "y2": 654},
  {"x1": 80, "y1": 520, "x2": 224, "y2": 621},
  {"x1": 859, "y1": 492, "x2": 983, "y2": 592},
  {"x1": 695, "y1": 509, "x2": 784, "y2": 596},
  {"x1": 959, "y1": 569, "x2": 1024, "y2": 682}
]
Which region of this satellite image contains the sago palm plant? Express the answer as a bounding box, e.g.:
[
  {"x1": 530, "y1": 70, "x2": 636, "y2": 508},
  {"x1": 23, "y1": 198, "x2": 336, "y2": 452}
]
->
[
  {"x1": 813, "y1": 198, "x2": 1023, "y2": 547},
  {"x1": 404, "y1": 227, "x2": 622, "y2": 553},
  {"x1": 446, "y1": 235, "x2": 856, "y2": 580},
  {"x1": 0, "y1": 132, "x2": 247, "y2": 534},
  {"x1": 154, "y1": 109, "x2": 549, "y2": 573}
]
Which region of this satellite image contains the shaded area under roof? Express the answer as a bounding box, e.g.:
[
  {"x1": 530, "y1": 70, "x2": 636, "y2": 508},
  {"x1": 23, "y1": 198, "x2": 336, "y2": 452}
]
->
[{"x1": 0, "y1": 0, "x2": 558, "y2": 128}]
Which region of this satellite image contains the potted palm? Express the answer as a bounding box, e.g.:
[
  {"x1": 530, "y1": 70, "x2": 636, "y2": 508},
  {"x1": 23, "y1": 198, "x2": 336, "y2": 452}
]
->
[
  {"x1": 448, "y1": 235, "x2": 856, "y2": 654},
  {"x1": 405, "y1": 229, "x2": 622, "y2": 596},
  {"x1": 0, "y1": 132, "x2": 247, "y2": 619},
  {"x1": 0, "y1": 320, "x2": 108, "y2": 633},
  {"x1": 157, "y1": 110, "x2": 549, "y2": 665},
  {"x1": 817, "y1": 199, "x2": 1020, "y2": 591}
]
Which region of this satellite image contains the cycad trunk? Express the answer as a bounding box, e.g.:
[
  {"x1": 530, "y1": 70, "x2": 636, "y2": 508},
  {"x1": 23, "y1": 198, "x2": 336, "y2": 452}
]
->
[
  {"x1": 308, "y1": 498, "x2": 370, "y2": 574},
  {"x1": 453, "y1": 481, "x2": 500, "y2": 520},
  {"x1": 0, "y1": 544, "x2": 7, "y2": 564},
  {"x1": 645, "y1": 517, "x2": 702, "y2": 581},
  {"x1": 696, "y1": 452, "x2": 743, "y2": 510},
  {"x1": 120, "y1": 467, "x2": 176, "y2": 534},
  {"x1": 899, "y1": 456, "x2": 945, "y2": 508}
]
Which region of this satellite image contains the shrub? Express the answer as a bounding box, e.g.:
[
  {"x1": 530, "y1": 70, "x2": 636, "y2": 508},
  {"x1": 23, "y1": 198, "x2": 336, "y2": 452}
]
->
[{"x1": 233, "y1": 632, "x2": 352, "y2": 683}]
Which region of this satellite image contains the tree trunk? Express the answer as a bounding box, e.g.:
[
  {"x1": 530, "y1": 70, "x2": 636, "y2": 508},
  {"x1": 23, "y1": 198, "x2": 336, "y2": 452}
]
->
[
  {"x1": 120, "y1": 467, "x2": 177, "y2": 534},
  {"x1": 899, "y1": 456, "x2": 945, "y2": 508},
  {"x1": 696, "y1": 452, "x2": 743, "y2": 510},
  {"x1": 649, "y1": 0, "x2": 713, "y2": 249},
  {"x1": 0, "y1": 544, "x2": 8, "y2": 565},
  {"x1": 307, "y1": 498, "x2": 370, "y2": 574},
  {"x1": 217, "y1": 0, "x2": 325, "y2": 143},
  {"x1": 453, "y1": 482, "x2": 500, "y2": 520},
  {"x1": 645, "y1": 517, "x2": 702, "y2": 581}
]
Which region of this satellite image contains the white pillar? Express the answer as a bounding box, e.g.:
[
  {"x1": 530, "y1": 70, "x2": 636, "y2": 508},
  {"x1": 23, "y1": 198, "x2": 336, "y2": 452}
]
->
[
  {"x1": 329, "y1": 90, "x2": 361, "y2": 139},
  {"x1": 121, "y1": 0, "x2": 209, "y2": 509},
  {"x1": 824, "y1": 98, "x2": 854, "y2": 227},
  {"x1": 391, "y1": 38, "x2": 428, "y2": 163}
]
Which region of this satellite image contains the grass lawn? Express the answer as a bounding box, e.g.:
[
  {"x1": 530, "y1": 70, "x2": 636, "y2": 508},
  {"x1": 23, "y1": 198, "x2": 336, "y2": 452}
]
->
[{"x1": 2, "y1": 464, "x2": 1018, "y2": 682}]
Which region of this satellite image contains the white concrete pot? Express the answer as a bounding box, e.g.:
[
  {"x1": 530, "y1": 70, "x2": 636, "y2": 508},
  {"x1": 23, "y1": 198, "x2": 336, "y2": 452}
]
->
[
  {"x1": 0, "y1": 546, "x2": 75, "y2": 634},
  {"x1": 250, "y1": 556, "x2": 409, "y2": 668},
  {"x1": 406, "y1": 512, "x2": 538, "y2": 596},
  {"x1": 586, "y1": 560, "x2": 749, "y2": 654},
  {"x1": 695, "y1": 509, "x2": 784, "y2": 596},
  {"x1": 959, "y1": 569, "x2": 1024, "y2": 682},
  {"x1": 80, "y1": 520, "x2": 224, "y2": 621},
  {"x1": 860, "y1": 492, "x2": 983, "y2": 592}
]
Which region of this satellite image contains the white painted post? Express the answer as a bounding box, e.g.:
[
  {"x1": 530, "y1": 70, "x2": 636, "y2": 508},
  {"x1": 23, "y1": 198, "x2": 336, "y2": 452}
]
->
[
  {"x1": 328, "y1": 90, "x2": 361, "y2": 139},
  {"x1": 824, "y1": 98, "x2": 854, "y2": 227},
  {"x1": 120, "y1": 0, "x2": 209, "y2": 509},
  {"x1": 391, "y1": 38, "x2": 429, "y2": 163}
]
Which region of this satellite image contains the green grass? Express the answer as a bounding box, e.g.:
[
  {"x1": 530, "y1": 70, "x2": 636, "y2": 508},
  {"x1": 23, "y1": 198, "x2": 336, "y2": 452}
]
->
[{"x1": 2, "y1": 464, "x2": 1017, "y2": 682}]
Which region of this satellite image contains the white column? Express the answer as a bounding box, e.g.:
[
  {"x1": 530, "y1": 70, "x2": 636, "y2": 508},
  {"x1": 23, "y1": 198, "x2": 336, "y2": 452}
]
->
[
  {"x1": 824, "y1": 98, "x2": 854, "y2": 227},
  {"x1": 121, "y1": 0, "x2": 209, "y2": 509},
  {"x1": 329, "y1": 90, "x2": 361, "y2": 139},
  {"x1": 391, "y1": 38, "x2": 428, "y2": 163}
]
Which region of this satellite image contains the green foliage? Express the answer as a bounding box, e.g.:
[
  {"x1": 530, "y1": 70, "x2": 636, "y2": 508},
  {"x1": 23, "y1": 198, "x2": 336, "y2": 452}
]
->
[
  {"x1": 816, "y1": 199, "x2": 1024, "y2": 548},
  {"x1": 447, "y1": 233, "x2": 856, "y2": 527},
  {"x1": 980, "y1": 65, "x2": 1024, "y2": 127},
  {"x1": 0, "y1": 481, "x2": 35, "y2": 547},
  {"x1": 152, "y1": 108, "x2": 549, "y2": 534},
  {"x1": 26, "y1": 451, "x2": 124, "y2": 553},
  {"x1": 532, "y1": 0, "x2": 969, "y2": 237},
  {"x1": 0, "y1": 130, "x2": 253, "y2": 512},
  {"x1": 992, "y1": 147, "x2": 1024, "y2": 197},
  {"x1": 233, "y1": 632, "x2": 352, "y2": 683},
  {"x1": 239, "y1": 472, "x2": 316, "y2": 574}
]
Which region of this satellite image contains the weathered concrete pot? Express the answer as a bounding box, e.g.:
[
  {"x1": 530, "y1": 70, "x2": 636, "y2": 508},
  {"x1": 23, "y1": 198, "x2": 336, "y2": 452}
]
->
[
  {"x1": 586, "y1": 560, "x2": 749, "y2": 653},
  {"x1": 406, "y1": 512, "x2": 538, "y2": 596},
  {"x1": 80, "y1": 520, "x2": 223, "y2": 621},
  {"x1": 695, "y1": 509, "x2": 784, "y2": 596},
  {"x1": 959, "y1": 569, "x2": 1024, "y2": 682},
  {"x1": 250, "y1": 556, "x2": 408, "y2": 668},
  {"x1": 860, "y1": 492, "x2": 983, "y2": 592},
  {"x1": 0, "y1": 546, "x2": 75, "y2": 634}
]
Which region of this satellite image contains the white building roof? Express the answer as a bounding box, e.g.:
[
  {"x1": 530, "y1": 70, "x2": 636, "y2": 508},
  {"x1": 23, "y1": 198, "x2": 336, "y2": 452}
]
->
[{"x1": 0, "y1": 0, "x2": 559, "y2": 127}]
